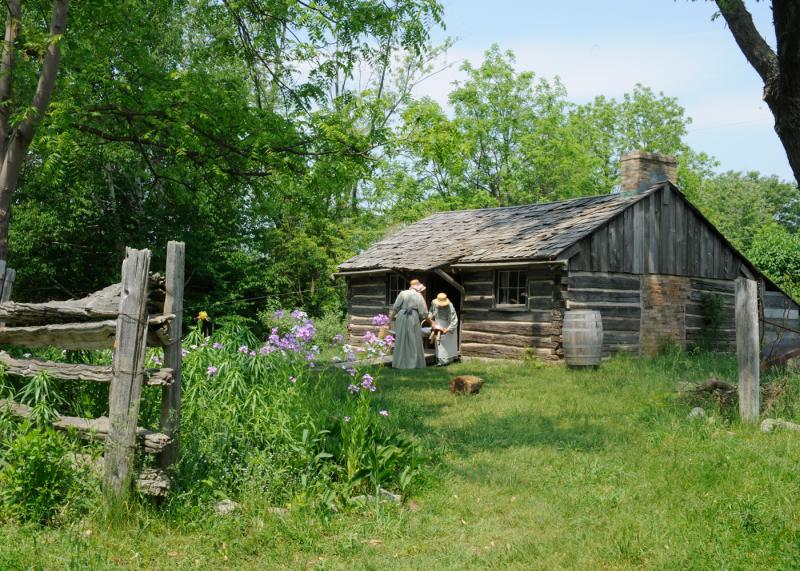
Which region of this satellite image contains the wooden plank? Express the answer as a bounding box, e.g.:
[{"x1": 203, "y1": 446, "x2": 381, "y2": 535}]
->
[
  {"x1": 160, "y1": 241, "x2": 185, "y2": 471},
  {"x1": 660, "y1": 186, "x2": 672, "y2": 272},
  {"x1": 690, "y1": 278, "x2": 735, "y2": 294},
  {"x1": 623, "y1": 207, "x2": 634, "y2": 273},
  {"x1": 460, "y1": 320, "x2": 558, "y2": 336},
  {"x1": 462, "y1": 309, "x2": 552, "y2": 323},
  {"x1": 565, "y1": 302, "x2": 642, "y2": 317},
  {"x1": 567, "y1": 273, "x2": 640, "y2": 291},
  {"x1": 461, "y1": 330, "x2": 556, "y2": 349},
  {"x1": 348, "y1": 304, "x2": 390, "y2": 317},
  {"x1": 565, "y1": 289, "x2": 641, "y2": 304},
  {"x1": 0, "y1": 400, "x2": 170, "y2": 453},
  {"x1": 1, "y1": 268, "x2": 15, "y2": 303},
  {"x1": 0, "y1": 314, "x2": 173, "y2": 349},
  {"x1": 608, "y1": 217, "x2": 620, "y2": 271},
  {"x1": 735, "y1": 277, "x2": 760, "y2": 424},
  {"x1": 0, "y1": 320, "x2": 117, "y2": 349},
  {"x1": 633, "y1": 201, "x2": 644, "y2": 273},
  {"x1": 460, "y1": 342, "x2": 555, "y2": 360},
  {"x1": 0, "y1": 351, "x2": 173, "y2": 386},
  {"x1": 675, "y1": 198, "x2": 686, "y2": 275},
  {"x1": 649, "y1": 193, "x2": 660, "y2": 273},
  {"x1": 105, "y1": 248, "x2": 151, "y2": 507},
  {"x1": 596, "y1": 225, "x2": 609, "y2": 272}
]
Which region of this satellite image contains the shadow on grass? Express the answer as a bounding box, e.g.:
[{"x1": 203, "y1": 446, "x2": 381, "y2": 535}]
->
[
  {"x1": 448, "y1": 410, "x2": 617, "y2": 453},
  {"x1": 380, "y1": 365, "x2": 620, "y2": 454}
]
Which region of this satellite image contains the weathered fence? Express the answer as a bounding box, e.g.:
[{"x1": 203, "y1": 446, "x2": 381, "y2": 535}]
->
[{"x1": 0, "y1": 242, "x2": 185, "y2": 505}]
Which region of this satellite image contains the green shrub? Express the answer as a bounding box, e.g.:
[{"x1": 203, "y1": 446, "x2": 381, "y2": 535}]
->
[
  {"x1": 0, "y1": 426, "x2": 89, "y2": 525},
  {"x1": 172, "y1": 309, "x2": 421, "y2": 511}
]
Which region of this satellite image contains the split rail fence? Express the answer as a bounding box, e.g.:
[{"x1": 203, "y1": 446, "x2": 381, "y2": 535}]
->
[{"x1": 0, "y1": 242, "x2": 185, "y2": 504}]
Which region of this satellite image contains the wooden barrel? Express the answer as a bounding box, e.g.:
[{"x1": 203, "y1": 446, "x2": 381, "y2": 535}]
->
[{"x1": 563, "y1": 310, "x2": 603, "y2": 368}]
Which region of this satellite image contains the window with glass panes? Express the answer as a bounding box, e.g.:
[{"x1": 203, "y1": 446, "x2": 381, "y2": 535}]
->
[
  {"x1": 387, "y1": 273, "x2": 408, "y2": 305},
  {"x1": 496, "y1": 270, "x2": 528, "y2": 306}
]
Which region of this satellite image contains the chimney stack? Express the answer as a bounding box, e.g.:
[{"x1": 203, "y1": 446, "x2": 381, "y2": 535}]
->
[{"x1": 620, "y1": 151, "x2": 677, "y2": 193}]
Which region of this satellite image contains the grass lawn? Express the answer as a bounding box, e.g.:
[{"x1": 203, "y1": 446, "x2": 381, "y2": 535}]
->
[{"x1": 4, "y1": 352, "x2": 800, "y2": 570}]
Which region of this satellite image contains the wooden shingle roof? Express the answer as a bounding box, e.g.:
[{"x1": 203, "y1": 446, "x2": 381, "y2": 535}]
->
[{"x1": 338, "y1": 185, "x2": 659, "y2": 272}]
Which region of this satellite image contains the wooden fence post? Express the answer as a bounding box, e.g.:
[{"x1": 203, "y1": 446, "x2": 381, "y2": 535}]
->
[
  {"x1": 735, "y1": 277, "x2": 760, "y2": 423},
  {"x1": 0, "y1": 268, "x2": 15, "y2": 303},
  {"x1": 104, "y1": 248, "x2": 151, "y2": 508},
  {"x1": 160, "y1": 241, "x2": 185, "y2": 470}
]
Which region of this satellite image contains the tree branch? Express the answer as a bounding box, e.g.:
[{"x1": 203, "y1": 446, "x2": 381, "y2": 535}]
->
[
  {"x1": 17, "y1": 0, "x2": 68, "y2": 144},
  {"x1": 715, "y1": 0, "x2": 778, "y2": 84}
]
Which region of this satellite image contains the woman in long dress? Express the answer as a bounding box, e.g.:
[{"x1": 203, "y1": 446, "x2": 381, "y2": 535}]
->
[
  {"x1": 389, "y1": 280, "x2": 428, "y2": 369},
  {"x1": 429, "y1": 293, "x2": 459, "y2": 366}
]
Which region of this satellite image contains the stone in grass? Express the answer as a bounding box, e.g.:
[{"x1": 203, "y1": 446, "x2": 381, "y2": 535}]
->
[
  {"x1": 214, "y1": 499, "x2": 240, "y2": 516},
  {"x1": 687, "y1": 407, "x2": 707, "y2": 421},
  {"x1": 449, "y1": 375, "x2": 484, "y2": 395},
  {"x1": 760, "y1": 418, "x2": 800, "y2": 433},
  {"x1": 351, "y1": 488, "x2": 403, "y2": 504}
]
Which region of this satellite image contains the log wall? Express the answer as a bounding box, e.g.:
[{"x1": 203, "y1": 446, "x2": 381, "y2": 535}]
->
[
  {"x1": 685, "y1": 278, "x2": 737, "y2": 351},
  {"x1": 346, "y1": 274, "x2": 389, "y2": 345},
  {"x1": 563, "y1": 271, "x2": 641, "y2": 355},
  {"x1": 459, "y1": 268, "x2": 563, "y2": 361}
]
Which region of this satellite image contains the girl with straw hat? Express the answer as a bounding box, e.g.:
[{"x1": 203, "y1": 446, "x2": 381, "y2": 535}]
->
[
  {"x1": 428, "y1": 292, "x2": 459, "y2": 366},
  {"x1": 388, "y1": 279, "x2": 428, "y2": 369}
]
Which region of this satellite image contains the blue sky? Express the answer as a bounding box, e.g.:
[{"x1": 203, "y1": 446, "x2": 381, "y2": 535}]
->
[{"x1": 411, "y1": 0, "x2": 791, "y2": 181}]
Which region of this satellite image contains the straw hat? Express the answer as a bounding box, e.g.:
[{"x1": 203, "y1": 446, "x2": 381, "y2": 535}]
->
[
  {"x1": 409, "y1": 279, "x2": 426, "y2": 292},
  {"x1": 433, "y1": 292, "x2": 450, "y2": 307}
]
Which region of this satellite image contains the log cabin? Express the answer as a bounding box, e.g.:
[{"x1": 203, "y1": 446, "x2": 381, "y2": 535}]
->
[{"x1": 335, "y1": 151, "x2": 800, "y2": 361}]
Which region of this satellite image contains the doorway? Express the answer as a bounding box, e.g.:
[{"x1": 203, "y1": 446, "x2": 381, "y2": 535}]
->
[{"x1": 421, "y1": 271, "x2": 463, "y2": 351}]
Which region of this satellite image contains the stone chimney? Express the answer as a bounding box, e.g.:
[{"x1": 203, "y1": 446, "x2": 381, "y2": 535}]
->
[{"x1": 620, "y1": 151, "x2": 677, "y2": 193}]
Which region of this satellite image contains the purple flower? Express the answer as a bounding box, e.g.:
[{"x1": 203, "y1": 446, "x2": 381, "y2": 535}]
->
[
  {"x1": 379, "y1": 410, "x2": 389, "y2": 417},
  {"x1": 294, "y1": 321, "x2": 317, "y2": 343},
  {"x1": 259, "y1": 345, "x2": 271, "y2": 355},
  {"x1": 274, "y1": 309, "x2": 285, "y2": 319},
  {"x1": 343, "y1": 416, "x2": 351, "y2": 423},
  {"x1": 363, "y1": 331, "x2": 379, "y2": 345},
  {"x1": 207, "y1": 365, "x2": 218, "y2": 376},
  {"x1": 348, "y1": 384, "x2": 360, "y2": 394},
  {"x1": 212, "y1": 342, "x2": 224, "y2": 350},
  {"x1": 181, "y1": 348, "x2": 189, "y2": 357},
  {"x1": 372, "y1": 314, "x2": 390, "y2": 327},
  {"x1": 289, "y1": 376, "x2": 297, "y2": 384},
  {"x1": 360, "y1": 373, "x2": 376, "y2": 392},
  {"x1": 383, "y1": 335, "x2": 395, "y2": 348},
  {"x1": 332, "y1": 334, "x2": 344, "y2": 345},
  {"x1": 238, "y1": 345, "x2": 249, "y2": 354},
  {"x1": 249, "y1": 350, "x2": 256, "y2": 357},
  {"x1": 290, "y1": 309, "x2": 307, "y2": 320},
  {"x1": 346, "y1": 368, "x2": 357, "y2": 377},
  {"x1": 149, "y1": 354, "x2": 162, "y2": 367}
]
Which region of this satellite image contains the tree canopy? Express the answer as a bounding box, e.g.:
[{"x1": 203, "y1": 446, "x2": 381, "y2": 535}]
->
[{"x1": 1, "y1": 3, "x2": 798, "y2": 316}]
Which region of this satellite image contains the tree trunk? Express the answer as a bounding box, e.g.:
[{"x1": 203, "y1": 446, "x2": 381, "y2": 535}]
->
[
  {"x1": 0, "y1": 0, "x2": 69, "y2": 263},
  {"x1": 716, "y1": 0, "x2": 800, "y2": 186}
]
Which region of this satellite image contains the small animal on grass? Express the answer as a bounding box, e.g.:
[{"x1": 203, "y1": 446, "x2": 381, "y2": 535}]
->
[{"x1": 449, "y1": 375, "x2": 484, "y2": 395}]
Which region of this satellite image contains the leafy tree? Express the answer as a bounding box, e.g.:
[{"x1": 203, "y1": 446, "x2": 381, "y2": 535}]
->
[
  {"x1": 747, "y1": 223, "x2": 800, "y2": 300},
  {"x1": 395, "y1": 47, "x2": 714, "y2": 214},
  {"x1": 690, "y1": 171, "x2": 800, "y2": 251},
  {"x1": 713, "y1": 0, "x2": 800, "y2": 186}
]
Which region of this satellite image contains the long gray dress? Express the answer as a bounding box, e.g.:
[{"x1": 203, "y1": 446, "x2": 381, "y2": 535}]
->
[
  {"x1": 391, "y1": 289, "x2": 428, "y2": 369},
  {"x1": 429, "y1": 302, "x2": 459, "y2": 365}
]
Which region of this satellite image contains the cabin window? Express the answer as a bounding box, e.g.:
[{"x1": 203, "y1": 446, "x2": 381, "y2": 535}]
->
[
  {"x1": 495, "y1": 270, "x2": 528, "y2": 306},
  {"x1": 387, "y1": 273, "x2": 408, "y2": 305}
]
